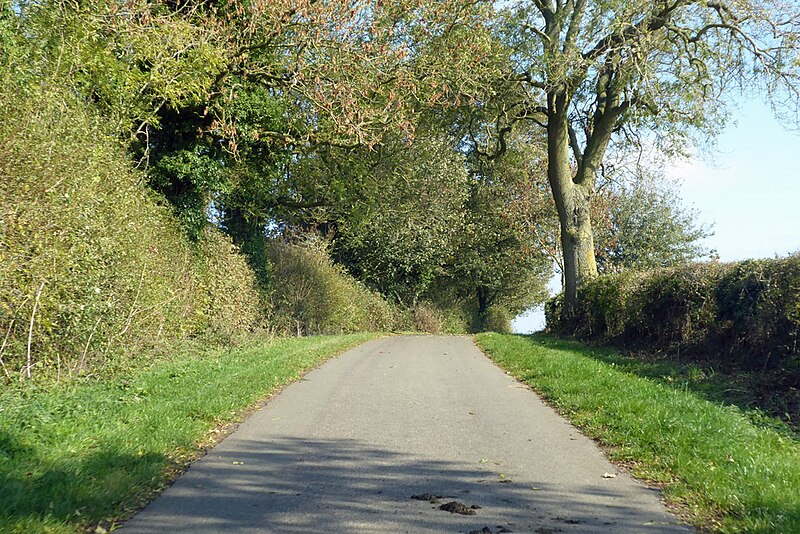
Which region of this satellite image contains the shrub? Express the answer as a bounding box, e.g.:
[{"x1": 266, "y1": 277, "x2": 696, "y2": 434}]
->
[
  {"x1": 482, "y1": 305, "x2": 513, "y2": 334},
  {"x1": 0, "y1": 87, "x2": 264, "y2": 381},
  {"x1": 194, "y1": 227, "x2": 264, "y2": 341},
  {"x1": 393, "y1": 302, "x2": 471, "y2": 334},
  {"x1": 627, "y1": 262, "x2": 727, "y2": 347},
  {"x1": 438, "y1": 305, "x2": 471, "y2": 334},
  {"x1": 546, "y1": 255, "x2": 800, "y2": 378},
  {"x1": 0, "y1": 89, "x2": 190, "y2": 379},
  {"x1": 266, "y1": 237, "x2": 396, "y2": 335},
  {"x1": 715, "y1": 256, "x2": 800, "y2": 369},
  {"x1": 410, "y1": 303, "x2": 442, "y2": 334}
]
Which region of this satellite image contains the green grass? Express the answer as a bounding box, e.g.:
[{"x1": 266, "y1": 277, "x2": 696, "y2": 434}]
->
[
  {"x1": 475, "y1": 332, "x2": 800, "y2": 533},
  {"x1": 0, "y1": 333, "x2": 378, "y2": 533}
]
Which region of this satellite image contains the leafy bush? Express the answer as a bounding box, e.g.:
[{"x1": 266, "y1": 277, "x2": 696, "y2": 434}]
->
[
  {"x1": 627, "y1": 262, "x2": 727, "y2": 346},
  {"x1": 482, "y1": 305, "x2": 513, "y2": 334},
  {"x1": 266, "y1": 237, "x2": 396, "y2": 335},
  {"x1": 715, "y1": 257, "x2": 800, "y2": 366},
  {"x1": 409, "y1": 303, "x2": 442, "y2": 334},
  {"x1": 547, "y1": 255, "x2": 800, "y2": 378},
  {"x1": 391, "y1": 302, "x2": 470, "y2": 334},
  {"x1": 194, "y1": 227, "x2": 264, "y2": 340},
  {"x1": 0, "y1": 88, "x2": 262, "y2": 381}
]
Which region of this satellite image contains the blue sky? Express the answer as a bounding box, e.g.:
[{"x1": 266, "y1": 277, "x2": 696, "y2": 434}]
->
[
  {"x1": 672, "y1": 99, "x2": 800, "y2": 262},
  {"x1": 512, "y1": 97, "x2": 800, "y2": 334}
]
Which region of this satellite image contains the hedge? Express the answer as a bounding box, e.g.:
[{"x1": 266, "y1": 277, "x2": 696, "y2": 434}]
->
[
  {"x1": 546, "y1": 255, "x2": 800, "y2": 379},
  {"x1": 0, "y1": 86, "x2": 265, "y2": 381}
]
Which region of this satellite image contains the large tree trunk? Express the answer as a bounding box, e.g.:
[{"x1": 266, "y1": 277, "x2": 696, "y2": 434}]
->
[
  {"x1": 546, "y1": 93, "x2": 598, "y2": 316},
  {"x1": 475, "y1": 285, "x2": 490, "y2": 330},
  {"x1": 557, "y1": 184, "x2": 597, "y2": 311}
]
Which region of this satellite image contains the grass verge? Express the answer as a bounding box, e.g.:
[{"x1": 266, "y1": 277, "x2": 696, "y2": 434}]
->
[
  {"x1": 0, "y1": 333, "x2": 379, "y2": 533},
  {"x1": 475, "y1": 332, "x2": 800, "y2": 533}
]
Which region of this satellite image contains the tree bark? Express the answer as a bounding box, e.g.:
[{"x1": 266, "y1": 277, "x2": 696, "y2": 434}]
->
[
  {"x1": 546, "y1": 92, "x2": 598, "y2": 316},
  {"x1": 475, "y1": 286, "x2": 491, "y2": 330}
]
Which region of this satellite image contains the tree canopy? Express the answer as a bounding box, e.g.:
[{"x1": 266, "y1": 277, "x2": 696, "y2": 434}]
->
[
  {"x1": 4, "y1": 0, "x2": 787, "y2": 332},
  {"x1": 482, "y1": 0, "x2": 800, "y2": 314}
]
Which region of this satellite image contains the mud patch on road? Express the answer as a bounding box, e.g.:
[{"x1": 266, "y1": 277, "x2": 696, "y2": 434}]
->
[
  {"x1": 553, "y1": 517, "x2": 583, "y2": 524},
  {"x1": 439, "y1": 501, "x2": 480, "y2": 515}
]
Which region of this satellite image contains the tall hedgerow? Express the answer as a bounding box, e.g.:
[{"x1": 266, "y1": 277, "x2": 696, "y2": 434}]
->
[
  {"x1": 546, "y1": 256, "x2": 800, "y2": 377},
  {"x1": 194, "y1": 227, "x2": 265, "y2": 340},
  {"x1": 267, "y1": 237, "x2": 397, "y2": 335},
  {"x1": 0, "y1": 87, "x2": 262, "y2": 381}
]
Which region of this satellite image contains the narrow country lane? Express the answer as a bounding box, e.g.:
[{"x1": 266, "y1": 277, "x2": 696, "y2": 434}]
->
[{"x1": 123, "y1": 336, "x2": 691, "y2": 533}]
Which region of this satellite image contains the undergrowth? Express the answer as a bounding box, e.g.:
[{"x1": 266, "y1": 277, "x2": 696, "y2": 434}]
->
[{"x1": 0, "y1": 86, "x2": 264, "y2": 382}]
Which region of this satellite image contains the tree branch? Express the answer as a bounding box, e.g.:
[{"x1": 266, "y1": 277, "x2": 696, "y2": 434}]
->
[
  {"x1": 567, "y1": 122, "x2": 583, "y2": 164},
  {"x1": 519, "y1": 70, "x2": 547, "y2": 89},
  {"x1": 564, "y1": 0, "x2": 587, "y2": 51},
  {"x1": 582, "y1": 0, "x2": 694, "y2": 62},
  {"x1": 523, "y1": 22, "x2": 551, "y2": 46}
]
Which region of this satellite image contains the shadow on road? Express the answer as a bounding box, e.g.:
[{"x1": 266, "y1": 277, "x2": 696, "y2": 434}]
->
[{"x1": 125, "y1": 435, "x2": 688, "y2": 533}]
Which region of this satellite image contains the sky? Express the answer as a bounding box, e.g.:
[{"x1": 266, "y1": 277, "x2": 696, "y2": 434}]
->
[{"x1": 512, "y1": 97, "x2": 800, "y2": 334}]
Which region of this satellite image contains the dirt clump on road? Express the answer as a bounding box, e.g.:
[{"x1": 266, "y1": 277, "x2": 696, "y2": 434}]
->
[{"x1": 439, "y1": 501, "x2": 480, "y2": 515}]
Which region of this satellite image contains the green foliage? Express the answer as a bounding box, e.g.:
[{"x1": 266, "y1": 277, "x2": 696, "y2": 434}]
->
[
  {"x1": 0, "y1": 89, "x2": 193, "y2": 379},
  {"x1": 194, "y1": 228, "x2": 265, "y2": 341},
  {"x1": 13, "y1": 0, "x2": 226, "y2": 135},
  {"x1": 266, "y1": 238, "x2": 397, "y2": 336},
  {"x1": 399, "y1": 302, "x2": 470, "y2": 335},
  {"x1": 454, "y1": 131, "x2": 553, "y2": 320},
  {"x1": 546, "y1": 255, "x2": 800, "y2": 380},
  {"x1": 593, "y1": 174, "x2": 715, "y2": 274},
  {"x1": 148, "y1": 149, "x2": 227, "y2": 241},
  {"x1": 715, "y1": 257, "x2": 800, "y2": 364},
  {"x1": 334, "y1": 135, "x2": 471, "y2": 304},
  {"x1": 408, "y1": 303, "x2": 444, "y2": 335},
  {"x1": 481, "y1": 306, "x2": 513, "y2": 334},
  {"x1": 307, "y1": 128, "x2": 553, "y2": 330},
  {"x1": 476, "y1": 333, "x2": 800, "y2": 532},
  {"x1": 0, "y1": 87, "x2": 261, "y2": 381},
  {"x1": 0, "y1": 334, "x2": 376, "y2": 532},
  {"x1": 145, "y1": 82, "x2": 291, "y2": 241},
  {"x1": 0, "y1": 2, "x2": 23, "y2": 81}
]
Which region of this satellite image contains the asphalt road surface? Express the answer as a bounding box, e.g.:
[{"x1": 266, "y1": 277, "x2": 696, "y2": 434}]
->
[{"x1": 123, "y1": 335, "x2": 691, "y2": 533}]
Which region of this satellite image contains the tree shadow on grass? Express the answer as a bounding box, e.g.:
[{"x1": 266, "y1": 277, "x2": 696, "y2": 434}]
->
[{"x1": 0, "y1": 431, "x2": 171, "y2": 531}]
